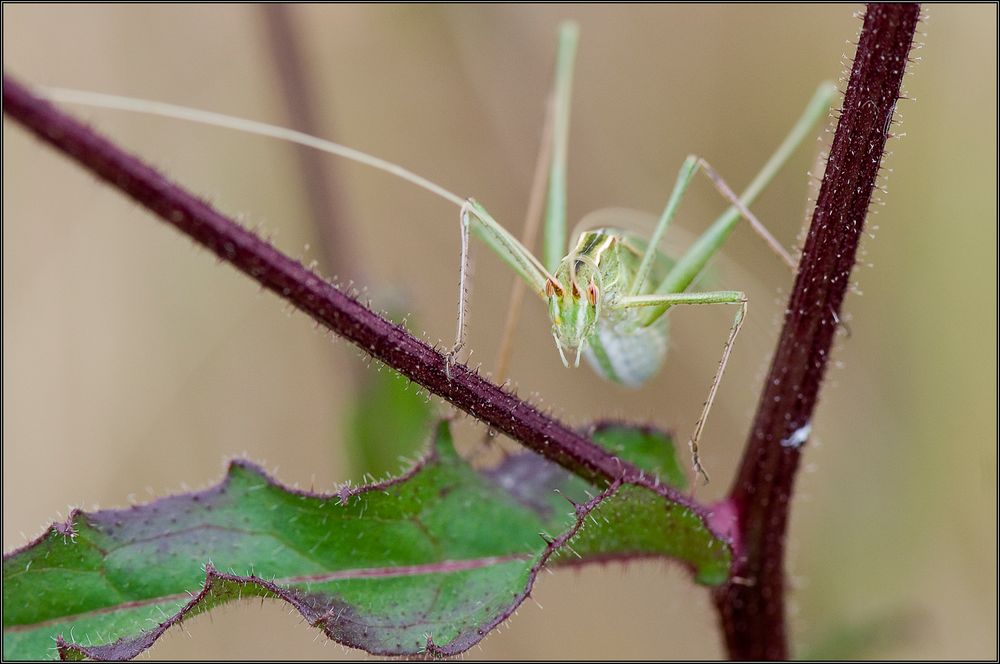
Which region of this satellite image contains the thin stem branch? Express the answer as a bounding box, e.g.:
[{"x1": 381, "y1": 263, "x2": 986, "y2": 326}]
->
[
  {"x1": 2, "y1": 73, "x2": 700, "y2": 515},
  {"x1": 493, "y1": 95, "x2": 554, "y2": 386},
  {"x1": 258, "y1": 4, "x2": 356, "y2": 282},
  {"x1": 713, "y1": 4, "x2": 921, "y2": 659}
]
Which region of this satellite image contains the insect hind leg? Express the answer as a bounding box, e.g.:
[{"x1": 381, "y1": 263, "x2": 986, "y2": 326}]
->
[{"x1": 692, "y1": 156, "x2": 797, "y2": 271}]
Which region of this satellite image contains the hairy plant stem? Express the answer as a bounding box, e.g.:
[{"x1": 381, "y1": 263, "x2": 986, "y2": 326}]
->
[
  {"x1": 2, "y1": 74, "x2": 698, "y2": 514},
  {"x1": 712, "y1": 4, "x2": 921, "y2": 659}
]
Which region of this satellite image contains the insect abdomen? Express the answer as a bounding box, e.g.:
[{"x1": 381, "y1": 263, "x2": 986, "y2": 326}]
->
[{"x1": 583, "y1": 317, "x2": 668, "y2": 387}]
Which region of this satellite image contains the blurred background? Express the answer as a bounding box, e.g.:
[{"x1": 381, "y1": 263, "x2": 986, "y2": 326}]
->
[{"x1": 3, "y1": 5, "x2": 995, "y2": 659}]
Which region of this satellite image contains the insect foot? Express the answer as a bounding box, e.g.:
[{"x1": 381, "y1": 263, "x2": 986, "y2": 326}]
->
[
  {"x1": 690, "y1": 438, "x2": 711, "y2": 487},
  {"x1": 445, "y1": 342, "x2": 464, "y2": 381}
]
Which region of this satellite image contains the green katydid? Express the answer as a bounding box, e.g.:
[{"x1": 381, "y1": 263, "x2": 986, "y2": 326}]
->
[{"x1": 39, "y1": 22, "x2": 836, "y2": 482}]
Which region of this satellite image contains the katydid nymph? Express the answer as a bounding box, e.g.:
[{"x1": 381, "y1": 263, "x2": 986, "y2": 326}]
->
[{"x1": 39, "y1": 22, "x2": 837, "y2": 482}]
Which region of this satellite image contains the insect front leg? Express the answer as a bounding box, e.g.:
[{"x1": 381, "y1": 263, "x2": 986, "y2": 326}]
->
[
  {"x1": 645, "y1": 82, "x2": 838, "y2": 323},
  {"x1": 541, "y1": 21, "x2": 580, "y2": 274},
  {"x1": 619, "y1": 290, "x2": 748, "y2": 485},
  {"x1": 446, "y1": 201, "x2": 474, "y2": 380},
  {"x1": 626, "y1": 151, "x2": 797, "y2": 302}
]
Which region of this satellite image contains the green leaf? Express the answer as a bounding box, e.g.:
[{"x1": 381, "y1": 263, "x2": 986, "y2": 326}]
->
[
  {"x1": 589, "y1": 421, "x2": 688, "y2": 490},
  {"x1": 487, "y1": 421, "x2": 686, "y2": 518},
  {"x1": 489, "y1": 423, "x2": 726, "y2": 584},
  {"x1": 552, "y1": 484, "x2": 730, "y2": 585},
  {"x1": 3, "y1": 422, "x2": 730, "y2": 660},
  {"x1": 345, "y1": 362, "x2": 432, "y2": 478}
]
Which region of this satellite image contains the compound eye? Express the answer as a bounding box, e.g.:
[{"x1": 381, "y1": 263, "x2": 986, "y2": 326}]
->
[{"x1": 586, "y1": 281, "x2": 599, "y2": 306}]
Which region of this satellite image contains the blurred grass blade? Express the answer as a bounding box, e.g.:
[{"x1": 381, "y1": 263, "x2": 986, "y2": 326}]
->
[{"x1": 345, "y1": 360, "x2": 432, "y2": 478}]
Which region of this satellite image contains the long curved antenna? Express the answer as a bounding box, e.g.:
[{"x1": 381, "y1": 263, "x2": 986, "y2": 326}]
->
[
  {"x1": 40, "y1": 86, "x2": 466, "y2": 208},
  {"x1": 40, "y1": 85, "x2": 560, "y2": 286}
]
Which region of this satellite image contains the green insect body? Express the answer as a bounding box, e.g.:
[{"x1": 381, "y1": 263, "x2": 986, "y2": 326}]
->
[{"x1": 548, "y1": 229, "x2": 670, "y2": 386}]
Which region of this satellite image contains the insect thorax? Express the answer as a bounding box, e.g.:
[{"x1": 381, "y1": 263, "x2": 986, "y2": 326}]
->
[
  {"x1": 566, "y1": 230, "x2": 630, "y2": 293},
  {"x1": 547, "y1": 229, "x2": 669, "y2": 384},
  {"x1": 574, "y1": 229, "x2": 669, "y2": 387}
]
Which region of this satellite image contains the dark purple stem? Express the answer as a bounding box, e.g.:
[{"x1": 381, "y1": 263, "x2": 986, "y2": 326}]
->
[
  {"x1": 713, "y1": 4, "x2": 920, "y2": 659},
  {"x1": 1, "y1": 74, "x2": 697, "y2": 513}
]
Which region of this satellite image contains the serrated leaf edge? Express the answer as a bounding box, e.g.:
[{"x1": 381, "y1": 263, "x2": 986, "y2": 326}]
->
[{"x1": 7, "y1": 420, "x2": 734, "y2": 660}]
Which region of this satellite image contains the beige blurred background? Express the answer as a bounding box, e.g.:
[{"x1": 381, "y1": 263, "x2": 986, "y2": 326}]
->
[{"x1": 3, "y1": 5, "x2": 995, "y2": 660}]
